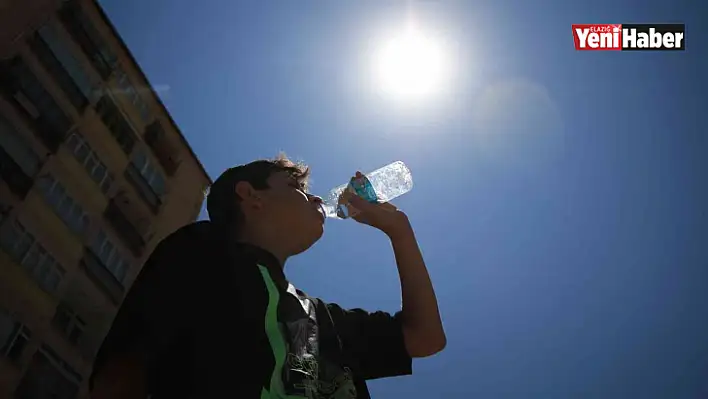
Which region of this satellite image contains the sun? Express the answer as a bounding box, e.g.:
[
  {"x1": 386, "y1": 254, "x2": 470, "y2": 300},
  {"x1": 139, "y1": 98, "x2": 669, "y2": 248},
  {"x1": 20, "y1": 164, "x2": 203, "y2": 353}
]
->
[{"x1": 373, "y1": 27, "x2": 449, "y2": 103}]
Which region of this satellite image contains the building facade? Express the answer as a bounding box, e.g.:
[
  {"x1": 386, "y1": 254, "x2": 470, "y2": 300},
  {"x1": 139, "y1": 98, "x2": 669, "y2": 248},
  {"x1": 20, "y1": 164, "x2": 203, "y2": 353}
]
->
[{"x1": 0, "y1": 0, "x2": 212, "y2": 397}]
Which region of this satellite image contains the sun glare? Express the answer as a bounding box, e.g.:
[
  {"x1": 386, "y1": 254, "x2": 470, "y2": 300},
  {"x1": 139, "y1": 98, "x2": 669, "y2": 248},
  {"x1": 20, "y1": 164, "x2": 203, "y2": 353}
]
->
[{"x1": 373, "y1": 27, "x2": 449, "y2": 103}]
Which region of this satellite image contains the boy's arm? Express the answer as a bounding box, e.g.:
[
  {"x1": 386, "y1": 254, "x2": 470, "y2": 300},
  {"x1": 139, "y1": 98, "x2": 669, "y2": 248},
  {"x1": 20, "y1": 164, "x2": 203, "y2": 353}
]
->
[
  {"x1": 346, "y1": 194, "x2": 446, "y2": 358},
  {"x1": 387, "y1": 217, "x2": 447, "y2": 357}
]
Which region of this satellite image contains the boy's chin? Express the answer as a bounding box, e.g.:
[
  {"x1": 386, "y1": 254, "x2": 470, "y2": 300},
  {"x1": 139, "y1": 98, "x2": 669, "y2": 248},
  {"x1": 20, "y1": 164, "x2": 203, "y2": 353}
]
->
[{"x1": 291, "y1": 230, "x2": 323, "y2": 255}]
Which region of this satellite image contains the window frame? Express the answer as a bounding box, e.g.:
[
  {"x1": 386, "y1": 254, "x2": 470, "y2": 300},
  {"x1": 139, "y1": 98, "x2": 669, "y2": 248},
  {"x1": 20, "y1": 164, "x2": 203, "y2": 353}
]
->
[
  {"x1": 0, "y1": 309, "x2": 32, "y2": 363},
  {"x1": 90, "y1": 229, "x2": 129, "y2": 283},
  {"x1": 52, "y1": 304, "x2": 86, "y2": 345},
  {"x1": 131, "y1": 148, "x2": 166, "y2": 197},
  {"x1": 36, "y1": 174, "x2": 91, "y2": 235},
  {"x1": 65, "y1": 132, "x2": 114, "y2": 194},
  {"x1": 0, "y1": 221, "x2": 66, "y2": 293},
  {"x1": 115, "y1": 67, "x2": 151, "y2": 123}
]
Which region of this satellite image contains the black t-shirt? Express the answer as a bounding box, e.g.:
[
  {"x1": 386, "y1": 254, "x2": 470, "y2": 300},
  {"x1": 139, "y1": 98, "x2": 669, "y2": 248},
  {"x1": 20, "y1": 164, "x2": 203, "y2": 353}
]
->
[{"x1": 90, "y1": 221, "x2": 412, "y2": 398}]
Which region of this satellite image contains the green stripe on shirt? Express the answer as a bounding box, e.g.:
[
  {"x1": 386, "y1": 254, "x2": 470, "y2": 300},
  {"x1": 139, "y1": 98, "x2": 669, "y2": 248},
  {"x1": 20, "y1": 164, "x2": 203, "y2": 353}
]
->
[{"x1": 258, "y1": 265, "x2": 307, "y2": 399}]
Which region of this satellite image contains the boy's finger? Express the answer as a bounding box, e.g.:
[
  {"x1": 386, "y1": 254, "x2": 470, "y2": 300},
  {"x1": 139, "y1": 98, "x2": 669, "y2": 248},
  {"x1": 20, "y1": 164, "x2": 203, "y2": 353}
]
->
[
  {"x1": 377, "y1": 202, "x2": 398, "y2": 212},
  {"x1": 348, "y1": 194, "x2": 374, "y2": 210}
]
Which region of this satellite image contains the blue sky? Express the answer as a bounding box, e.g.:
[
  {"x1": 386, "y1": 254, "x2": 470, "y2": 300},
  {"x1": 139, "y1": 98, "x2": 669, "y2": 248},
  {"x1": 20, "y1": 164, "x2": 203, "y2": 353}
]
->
[{"x1": 99, "y1": 0, "x2": 707, "y2": 397}]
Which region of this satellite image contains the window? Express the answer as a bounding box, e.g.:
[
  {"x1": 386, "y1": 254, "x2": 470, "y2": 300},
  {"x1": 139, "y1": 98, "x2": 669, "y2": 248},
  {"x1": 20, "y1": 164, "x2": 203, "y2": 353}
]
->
[
  {"x1": 65, "y1": 132, "x2": 113, "y2": 194},
  {"x1": 95, "y1": 95, "x2": 136, "y2": 154},
  {"x1": 0, "y1": 144, "x2": 35, "y2": 199},
  {"x1": 0, "y1": 113, "x2": 41, "y2": 176},
  {"x1": 126, "y1": 148, "x2": 166, "y2": 212},
  {"x1": 116, "y1": 68, "x2": 151, "y2": 123},
  {"x1": 59, "y1": 0, "x2": 116, "y2": 79},
  {"x1": 52, "y1": 304, "x2": 85, "y2": 345},
  {"x1": 36, "y1": 174, "x2": 90, "y2": 235},
  {"x1": 0, "y1": 57, "x2": 71, "y2": 152},
  {"x1": 131, "y1": 149, "x2": 166, "y2": 197},
  {"x1": 0, "y1": 221, "x2": 65, "y2": 292},
  {"x1": 0, "y1": 310, "x2": 31, "y2": 363},
  {"x1": 30, "y1": 23, "x2": 95, "y2": 111},
  {"x1": 91, "y1": 230, "x2": 128, "y2": 283}
]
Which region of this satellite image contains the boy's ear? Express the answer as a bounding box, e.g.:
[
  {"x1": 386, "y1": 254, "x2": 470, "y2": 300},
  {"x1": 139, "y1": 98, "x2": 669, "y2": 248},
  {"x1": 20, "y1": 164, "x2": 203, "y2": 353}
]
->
[{"x1": 235, "y1": 181, "x2": 262, "y2": 210}]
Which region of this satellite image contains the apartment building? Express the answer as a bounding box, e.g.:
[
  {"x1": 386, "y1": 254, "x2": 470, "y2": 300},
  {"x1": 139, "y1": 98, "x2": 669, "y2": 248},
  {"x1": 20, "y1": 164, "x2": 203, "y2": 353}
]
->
[{"x1": 0, "y1": 0, "x2": 212, "y2": 397}]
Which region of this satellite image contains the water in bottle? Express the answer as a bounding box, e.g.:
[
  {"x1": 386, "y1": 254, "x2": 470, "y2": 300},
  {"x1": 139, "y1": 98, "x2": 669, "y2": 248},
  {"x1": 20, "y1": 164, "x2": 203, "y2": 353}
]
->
[{"x1": 321, "y1": 161, "x2": 413, "y2": 219}]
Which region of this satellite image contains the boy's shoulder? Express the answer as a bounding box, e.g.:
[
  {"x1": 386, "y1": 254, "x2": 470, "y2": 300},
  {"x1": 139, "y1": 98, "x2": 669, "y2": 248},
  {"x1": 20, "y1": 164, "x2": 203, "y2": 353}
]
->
[
  {"x1": 158, "y1": 220, "x2": 217, "y2": 248},
  {"x1": 152, "y1": 221, "x2": 233, "y2": 263}
]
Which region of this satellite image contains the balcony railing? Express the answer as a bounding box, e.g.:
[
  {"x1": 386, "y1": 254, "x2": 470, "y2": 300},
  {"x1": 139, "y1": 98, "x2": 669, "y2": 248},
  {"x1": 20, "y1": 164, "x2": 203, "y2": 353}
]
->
[
  {"x1": 80, "y1": 248, "x2": 124, "y2": 304},
  {"x1": 0, "y1": 145, "x2": 33, "y2": 199},
  {"x1": 145, "y1": 122, "x2": 180, "y2": 176},
  {"x1": 125, "y1": 163, "x2": 161, "y2": 213},
  {"x1": 104, "y1": 198, "x2": 146, "y2": 257}
]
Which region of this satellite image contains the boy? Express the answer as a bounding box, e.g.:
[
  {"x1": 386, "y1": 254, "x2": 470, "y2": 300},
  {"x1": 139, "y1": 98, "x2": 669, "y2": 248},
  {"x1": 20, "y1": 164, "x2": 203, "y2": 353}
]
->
[{"x1": 90, "y1": 155, "x2": 445, "y2": 398}]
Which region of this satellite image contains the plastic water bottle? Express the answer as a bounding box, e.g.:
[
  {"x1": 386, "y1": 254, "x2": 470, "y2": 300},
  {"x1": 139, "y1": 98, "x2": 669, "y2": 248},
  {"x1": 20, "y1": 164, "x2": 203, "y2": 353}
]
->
[{"x1": 321, "y1": 161, "x2": 414, "y2": 219}]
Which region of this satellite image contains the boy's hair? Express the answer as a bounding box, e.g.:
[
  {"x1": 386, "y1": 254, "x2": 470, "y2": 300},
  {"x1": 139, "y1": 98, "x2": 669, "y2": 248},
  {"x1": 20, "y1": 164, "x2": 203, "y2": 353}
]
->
[{"x1": 206, "y1": 154, "x2": 310, "y2": 233}]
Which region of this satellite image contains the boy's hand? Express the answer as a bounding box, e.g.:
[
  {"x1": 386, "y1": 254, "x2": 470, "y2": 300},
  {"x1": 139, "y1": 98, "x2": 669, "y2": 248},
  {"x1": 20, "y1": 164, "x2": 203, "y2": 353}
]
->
[{"x1": 343, "y1": 172, "x2": 412, "y2": 237}]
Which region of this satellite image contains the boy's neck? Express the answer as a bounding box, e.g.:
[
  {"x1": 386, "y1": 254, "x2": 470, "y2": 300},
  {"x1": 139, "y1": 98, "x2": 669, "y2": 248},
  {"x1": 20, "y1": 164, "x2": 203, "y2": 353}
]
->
[{"x1": 235, "y1": 228, "x2": 289, "y2": 268}]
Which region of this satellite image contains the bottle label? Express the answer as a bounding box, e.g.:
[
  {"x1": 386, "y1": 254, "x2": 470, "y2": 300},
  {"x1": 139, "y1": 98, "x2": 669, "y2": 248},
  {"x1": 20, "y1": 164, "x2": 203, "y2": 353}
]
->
[
  {"x1": 335, "y1": 175, "x2": 378, "y2": 219},
  {"x1": 349, "y1": 175, "x2": 378, "y2": 203}
]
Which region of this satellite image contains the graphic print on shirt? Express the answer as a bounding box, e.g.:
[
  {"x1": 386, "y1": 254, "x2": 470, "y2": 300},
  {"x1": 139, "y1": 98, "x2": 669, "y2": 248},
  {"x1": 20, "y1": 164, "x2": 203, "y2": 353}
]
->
[{"x1": 258, "y1": 265, "x2": 357, "y2": 399}]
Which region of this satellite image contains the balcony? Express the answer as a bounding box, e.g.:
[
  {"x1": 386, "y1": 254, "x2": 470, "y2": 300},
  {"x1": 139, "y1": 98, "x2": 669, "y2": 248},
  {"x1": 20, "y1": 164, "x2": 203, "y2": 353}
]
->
[
  {"x1": 30, "y1": 112, "x2": 68, "y2": 153},
  {"x1": 80, "y1": 247, "x2": 124, "y2": 304},
  {"x1": 145, "y1": 122, "x2": 180, "y2": 176},
  {"x1": 58, "y1": 1, "x2": 116, "y2": 80},
  {"x1": 125, "y1": 163, "x2": 161, "y2": 213},
  {"x1": 29, "y1": 29, "x2": 89, "y2": 113},
  {"x1": 104, "y1": 196, "x2": 147, "y2": 257},
  {"x1": 0, "y1": 59, "x2": 71, "y2": 153},
  {"x1": 0, "y1": 145, "x2": 33, "y2": 199},
  {"x1": 95, "y1": 96, "x2": 137, "y2": 154}
]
